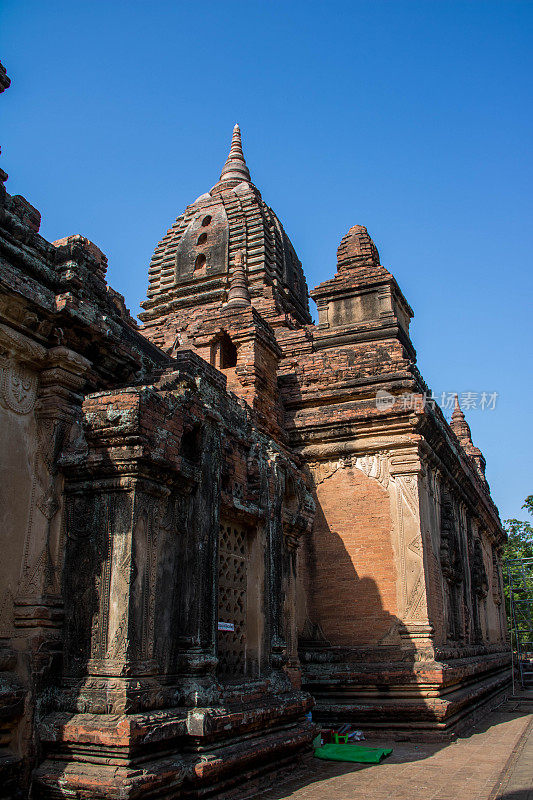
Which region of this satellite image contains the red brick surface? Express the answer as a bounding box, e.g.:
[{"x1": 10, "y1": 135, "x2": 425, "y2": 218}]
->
[{"x1": 307, "y1": 466, "x2": 397, "y2": 645}]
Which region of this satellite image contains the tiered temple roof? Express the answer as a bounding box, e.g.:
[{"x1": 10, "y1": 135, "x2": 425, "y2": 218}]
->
[{"x1": 141, "y1": 124, "x2": 311, "y2": 326}]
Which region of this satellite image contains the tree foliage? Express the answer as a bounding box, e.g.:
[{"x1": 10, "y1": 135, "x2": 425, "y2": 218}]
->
[
  {"x1": 503, "y1": 496, "x2": 533, "y2": 644},
  {"x1": 503, "y1": 495, "x2": 533, "y2": 564}
]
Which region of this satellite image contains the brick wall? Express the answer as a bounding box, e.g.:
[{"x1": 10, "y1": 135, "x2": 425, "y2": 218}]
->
[{"x1": 303, "y1": 464, "x2": 398, "y2": 646}]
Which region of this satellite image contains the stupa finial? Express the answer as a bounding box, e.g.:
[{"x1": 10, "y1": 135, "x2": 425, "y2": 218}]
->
[
  {"x1": 218, "y1": 124, "x2": 251, "y2": 185},
  {"x1": 226, "y1": 249, "x2": 251, "y2": 308},
  {"x1": 450, "y1": 394, "x2": 487, "y2": 480},
  {"x1": 451, "y1": 394, "x2": 470, "y2": 440}
]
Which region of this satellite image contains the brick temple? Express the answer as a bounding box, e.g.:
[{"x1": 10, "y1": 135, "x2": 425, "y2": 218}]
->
[{"x1": 0, "y1": 64, "x2": 509, "y2": 798}]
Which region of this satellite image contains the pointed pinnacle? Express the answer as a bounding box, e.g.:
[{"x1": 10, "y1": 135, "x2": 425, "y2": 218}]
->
[
  {"x1": 228, "y1": 124, "x2": 243, "y2": 158},
  {"x1": 451, "y1": 393, "x2": 472, "y2": 443},
  {"x1": 449, "y1": 393, "x2": 486, "y2": 477},
  {"x1": 219, "y1": 124, "x2": 251, "y2": 184},
  {"x1": 451, "y1": 394, "x2": 468, "y2": 427},
  {"x1": 226, "y1": 249, "x2": 251, "y2": 308}
]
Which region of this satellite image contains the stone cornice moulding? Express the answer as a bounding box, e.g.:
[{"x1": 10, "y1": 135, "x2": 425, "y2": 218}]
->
[
  {"x1": 294, "y1": 427, "x2": 422, "y2": 461},
  {"x1": 43, "y1": 345, "x2": 91, "y2": 377},
  {"x1": 0, "y1": 321, "x2": 47, "y2": 366}
]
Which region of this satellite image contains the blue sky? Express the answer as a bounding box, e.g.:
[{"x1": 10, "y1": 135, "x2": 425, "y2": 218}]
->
[{"x1": 2, "y1": 1, "x2": 532, "y2": 522}]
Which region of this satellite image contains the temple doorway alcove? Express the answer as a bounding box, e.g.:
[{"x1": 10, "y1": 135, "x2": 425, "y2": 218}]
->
[{"x1": 217, "y1": 520, "x2": 264, "y2": 681}]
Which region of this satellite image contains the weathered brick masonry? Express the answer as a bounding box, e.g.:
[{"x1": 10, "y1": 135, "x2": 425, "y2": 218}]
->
[{"x1": 0, "y1": 67, "x2": 509, "y2": 799}]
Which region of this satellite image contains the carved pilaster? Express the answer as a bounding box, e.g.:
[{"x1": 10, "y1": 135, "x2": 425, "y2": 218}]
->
[
  {"x1": 14, "y1": 347, "x2": 90, "y2": 634},
  {"x1": 57, "y1": 386, "x2": 232, "y2": 713},
  {"x1": 280, "y1": 470, "x2": 314, "y2": 682},
  {"x1": 392, "y1": 468, "x2": 433, "y2": 656}
]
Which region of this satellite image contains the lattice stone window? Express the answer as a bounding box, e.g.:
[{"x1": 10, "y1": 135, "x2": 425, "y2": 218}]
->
[{"x1": 217, "y1": 521, "x2": 248, "y2": 678}]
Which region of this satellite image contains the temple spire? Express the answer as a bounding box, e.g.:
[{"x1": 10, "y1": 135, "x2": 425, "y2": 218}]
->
[
  {"x1": 450, "y1": 395, "x2": 487, "y2": 481},
  {"x1": 218, "y1": 124, "x2": 251, "y2": 185},
  {"x1": 451, "y1": 394, "x2": 472, "y2": 444},
  {"x1": 226, "y1": 249, "x2": 251, "y2": 308}
]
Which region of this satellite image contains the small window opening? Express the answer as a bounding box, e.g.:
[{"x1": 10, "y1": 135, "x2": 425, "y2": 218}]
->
[
  {"x1": 211, "y1": 332, "x2": 238, "y2": 370},
  {"x1": 201, "y1": 215, "x2": 212, "y2": 227},
  {"x1": 196, "y1": 232, "x2": 207, "y2": 246},
  {"x1": 219, "y1": 332, "x2": 237, "y2": 368},
  {"x1": 180, "y1": 424, "x2": 202, "y2": 462},
  {"x1": 194, "y1": 253, "x2": 206, "y2": 271}
]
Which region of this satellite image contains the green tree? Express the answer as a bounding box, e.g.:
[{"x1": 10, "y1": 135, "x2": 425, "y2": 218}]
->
[
  {"x1": 503, "y1": 495, "x2": 533, "y2": 645},
  {"x1": 503, "y1": 495, "x2": 533, "y2": 563}
]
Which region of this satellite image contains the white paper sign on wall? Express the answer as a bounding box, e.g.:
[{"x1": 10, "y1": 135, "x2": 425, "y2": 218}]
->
[{"x1": 217, "y1": 621, "x2": 235, "y2": 632}]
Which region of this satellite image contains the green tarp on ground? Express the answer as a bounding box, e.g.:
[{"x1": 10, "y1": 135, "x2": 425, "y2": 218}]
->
[{"x1": 314, "y1": 744, "x2": 393, "y2": 763}]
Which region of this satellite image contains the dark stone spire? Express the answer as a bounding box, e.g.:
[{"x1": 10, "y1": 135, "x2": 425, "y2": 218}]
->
[{"x1": 217, "y1": 124, "x2": 251, "y2": 186}]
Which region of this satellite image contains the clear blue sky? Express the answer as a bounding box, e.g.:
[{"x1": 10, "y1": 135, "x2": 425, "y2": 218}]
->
[{"x1": 2, "y1": 1, "x2": 532, "y2": 523}]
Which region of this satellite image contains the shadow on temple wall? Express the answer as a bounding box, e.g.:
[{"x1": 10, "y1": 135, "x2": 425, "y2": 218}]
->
[
  {"x1": 302, "y1": 496, "x2": 422, "y2": 659},
  {"x1": 299, "y1": 496, "x2": 432, "y2": 718}
]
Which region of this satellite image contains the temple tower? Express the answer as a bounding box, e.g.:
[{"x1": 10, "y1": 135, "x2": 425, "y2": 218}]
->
[{"x1": 140, "y1": 124, "x2": 311, "y2": 346}]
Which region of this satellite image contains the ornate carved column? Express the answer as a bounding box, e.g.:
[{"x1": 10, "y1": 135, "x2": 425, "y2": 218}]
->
[
  {"x1": 14, "y1": 346, "x2": 90, "y2": 641},
  {"x1": 281, "y1": 470, "x2": 314, "y2": 687},
  {"x1": 0, "y1": 323, "x2": 45, "y2": 644},
  {"x1": 389, "y1": 450, "x2": 435, "y2": 659},
  {"x1": 173, "y1": 416, "x2": 222, "y2": 707},
  {"x1": 57, "y1": 386, "x2": 228, "y2": 714}
]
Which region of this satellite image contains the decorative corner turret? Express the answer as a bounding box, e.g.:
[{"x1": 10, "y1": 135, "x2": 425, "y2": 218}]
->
[
  {"x1": 310, "y1": 224, "x2": 414, "y2": 357},
  {"x1": 450, "y1": 394, "x2": 487, "y2": 480},
  {"x1": 52, "y1": 234, "x2": 108, "y2": 284},
  {"x1": 336, "y1": 224, "x2": 381, "y2": 270}
]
